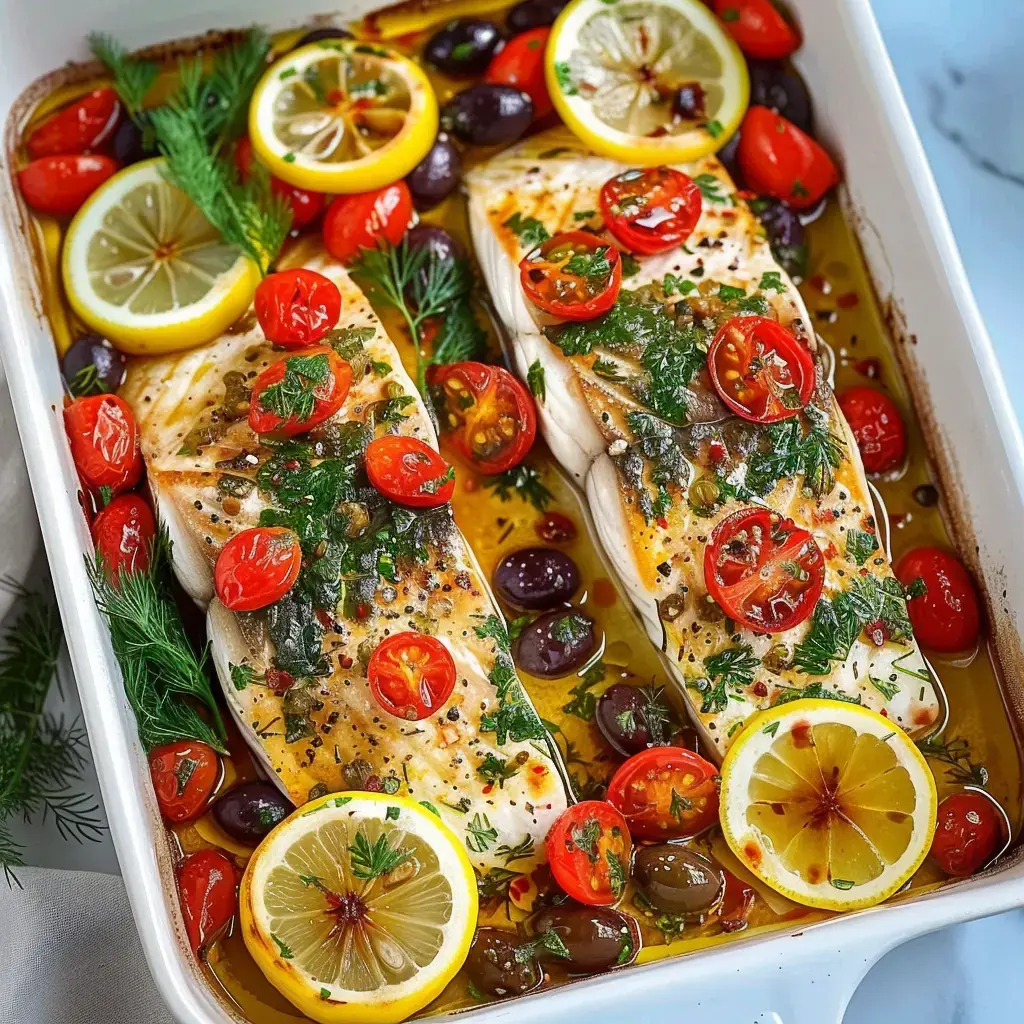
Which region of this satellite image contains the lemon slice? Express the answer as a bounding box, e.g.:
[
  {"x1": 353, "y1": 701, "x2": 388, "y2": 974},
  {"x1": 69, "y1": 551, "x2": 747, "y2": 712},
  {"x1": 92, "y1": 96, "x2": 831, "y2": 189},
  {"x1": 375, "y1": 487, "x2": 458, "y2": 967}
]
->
[
  {"x1": 546, "y1": 0, "x2": 749, "y2": 165},
  {"x1": 62, "y1": 159, "x2": 259, "y2": 355},
  {"x1": 240, "y1": 792, "x2": 477, "y2": 1024},
  {"x1": 719, "y1": 700, "x2": 937, "y2": 911},
  {"x1": 249, "y1": 40, "x2": 438, "y2": 194}
]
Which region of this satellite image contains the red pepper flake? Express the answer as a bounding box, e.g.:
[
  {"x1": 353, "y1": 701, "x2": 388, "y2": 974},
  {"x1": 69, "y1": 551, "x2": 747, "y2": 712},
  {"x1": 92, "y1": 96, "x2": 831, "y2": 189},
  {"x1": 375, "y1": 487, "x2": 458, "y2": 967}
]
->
[
  {"x1": 531, "y1": 764, "x2": 547, "y2": 775},
  {"x1": 708, "y1": 440, "x2": 726, "y2": 463},
  {"x1": 656, "y1": 516, "x2": 669, "y2": 529},
  {"x1": 338, "y1": 654, "x2": 354, "y2": 670},
  {"x1": 837, "y1": 291, "x2": 859, "y2": 309},
  {"x1": 864, "y1": 620, "x2": 889, "y2": 647},
  {"x1": 482, "y1": 783, "x2": 494, "y2": 795},
  {"x1": 823, "y1": 542, "x2": 838, "y2": 560},
  {"x1": 853, "y1": 357, "x2": 881, "y2": 379},
  {"x1": 753, "y1": 681, "x2": 768, "y2": 698},
  {"x1": 809, "y1": 274, "x2": 832, "y2": 295},
  {"x1": 266, "y1": 669, "x2": 295, "y2": 693},
  {"x1": 315, "y1": 608, "x2": 334, "y2": 630}
]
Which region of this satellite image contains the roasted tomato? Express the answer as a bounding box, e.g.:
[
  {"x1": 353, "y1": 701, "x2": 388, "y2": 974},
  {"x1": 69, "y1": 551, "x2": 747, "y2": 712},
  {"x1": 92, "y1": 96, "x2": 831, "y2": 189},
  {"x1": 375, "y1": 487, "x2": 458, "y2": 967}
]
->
[
  {"x1": 235, "y1": 136, "x2": 324, "y2": 231},
  {"x1": 606, "y1": 747, "x2": 720, "y2": 840},
  {"x1": 599, "y1": 166, "x2": 703, "y2": 255},
  {"x1": 713, "y1": 0, "x2": 800, "y2": 60},
  {"x1": 365, "y1": 435, "x2": 456, "y2": 507},
  {"x1": 17, "y1": 154, "x2": 119, "y2": 217},
  {"x1": 895, "y1": 546, "x2": 981, "y2": 654},
  {"x1": 26, "y1": 87, "x2": 122, "y2": 159},
  {"x1": 708, "y1": 315, "x2": 815, "y2": 422},
  {"x1": 704, "y1": 506, "x2": 825, "y2": 632},
  {"x1": 64, "y1": 394, "x2": 142, "y2": 496},
  {"x1": 737, "y1": 106, "x2": 839, "y2": 210},
  {"x1": 547, "y1": 801, "x2": 632, "y2": 906},
  {"x1": 91, "y1": 493, "x2": 156, "y2": 581},
  {"x1": 149, "y1": 740, "x2": 220, "y2": 823},
  {"x1": 178, "y1": 850, "x2": 237, "y2": 952},
  {"x1": 519, "y1": 231, "x2": 621, "y2": 320},
  {"x1": 322, "y1": 182, "x2": 413, "y2": 264},
  {"x1": 428, "y1": 361, "x2": 537, "y2": 474},
  {"x1": 930, "y1": 792, "x2": 1004, "y2": 877},
  {"x1": 254, "y1": 269, "x2": 342, "y2": 348},
  {"x1": 367, "y1": 631, "x2": 458, "y2": 720},
  {"x1": 837, "y1": 386, "x2": 907, "y2": 475},
  {"x1": 248, "y1": 347, "x2": 352, "y2": 436},
  {"x1": 214, "y1": 527, "x2": 302, "y2": 612},
  {"x1": 718, "y1": 869, "x2": 756, "y2": 932},
  {"x1": 484, "y1": 27, "x2": 553, "y2": 119}
]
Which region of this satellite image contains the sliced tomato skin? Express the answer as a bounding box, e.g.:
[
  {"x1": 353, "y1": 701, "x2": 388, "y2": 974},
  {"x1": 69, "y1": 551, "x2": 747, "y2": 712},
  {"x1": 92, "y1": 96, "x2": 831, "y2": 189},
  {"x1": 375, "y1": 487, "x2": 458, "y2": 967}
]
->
[
  {"x1": 254, "y1": 269, "x2": 342, "y2": 348},
  {"x1": 930, "y1": 792, "x2": 1003, "y2": 877},
  {"x1": 895, "y1": 546, "x2": 981, "y2": 653},
  {"x1": 367, "y1": 631, "x2": 458, "y2": 720},
  {"x1": 547, "y1": 801, "x2": 632, "y2": 907},
  {"x1": 178, "y1": 850, "x2": 237, "y2": 952},
  {"x1": 235, "y1": 136, "x2": 325, "y2": 230},
  {"x1": 322, "y1": 182, "x2": 413, "y2": 264},
  {"x1": 837, "y1": 386, "x2": 907, "y2": 474},
  {"x1": 365, "y1": 435, "x2": 455, "y2": 507},
  {"x1": 64, "y1": 394, "x2": 142, "y2": 495},
  {"x1": 149, "y1": 740, "x2": 220, "y2": 823},
  {"x1": 91, "y1": 493, "x2": 156, "y2": 582},
  {"x1": 484, "y1": 28, "x2": 553, "y2": 119},
  {"x1": 599, "y1": 166, "x2": 703, "y2": 255},
  {"x1": 248, "y1": 347, "x2": 352, "y2": 436},
  {"x1": 27, "y1": 88, "x2": 122, "y2": 159},
  {"x1": 214, "y1": 527, "x2": 302, "y2": 612},
  {"x1": 519, "y1": 231, "x2": 621, "y2": 321},
  {"x1": 713, "y1": 0, "x2": 800, "y2": 60}
]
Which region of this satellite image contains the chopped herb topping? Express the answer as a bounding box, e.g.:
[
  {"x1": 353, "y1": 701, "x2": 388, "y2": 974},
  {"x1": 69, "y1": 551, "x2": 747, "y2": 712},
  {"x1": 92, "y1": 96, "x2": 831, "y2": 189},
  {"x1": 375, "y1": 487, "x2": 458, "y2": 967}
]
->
[
  {"x1": 846, "y1": 529, "x2": 879, "y2": 566},
  {"x1": 482, "y1": 463, "x2": 553, "y2": 511},
  {"x1": 504, "y1": 212, "x2": 550, "y2": 249},
  {"x1": 348, "y1": 831, "x2": 410, "y2": 880},
  {"x1": 698, "y1": 644, "x2": 758, "y2": 714},
  {"x1": 465, "y1": 812, "x2": 499, "y2": 853},
  {"x1": 477, "y1": 752, "x2": 522, "y2": 788},
  {"x1": 563, "y1": 245, "x2": 613, "y2": 280},
  {"x1": 514, "y1": 929, "x2": 571, "y2": 964},
  {"x1": 258, "y1": 353, "x2": 330, "y2": 425},
  {"x1": 527, "y1": 359, "x2": 546, "y2": 402}
]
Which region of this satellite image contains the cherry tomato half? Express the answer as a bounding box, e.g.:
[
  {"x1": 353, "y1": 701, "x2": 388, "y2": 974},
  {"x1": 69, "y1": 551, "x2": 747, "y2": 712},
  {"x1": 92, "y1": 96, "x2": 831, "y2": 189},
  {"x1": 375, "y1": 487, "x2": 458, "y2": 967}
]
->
[
  {"x1": 708, "y1": 315, "x2": 815, "y2": 422},
  {"x1": 704, "y1": 506, "x2": 825, "y2": 632},
  {"x1": 368, "y1": 631, "x2": 457, "y2": 720},
  {"x1": 235, "y1": 136, "x2": 325, "y2": 231},
  {"x1": 428, "y1": 361, "x2": 537, "y2": 474},
  {"x1": 254, "y1": 269, "x2": 342, "y2": 349},
  {"x1": 322, "y1": 182, "x2": 413, "y2": 264},
  {"x1": 837, "y1": 386, "x2": 907, "y2": 475},
  {"x1": 519, "y1": 231, "x2": 622, "y2": 321},
  {"x1": 178, "y1": 849, "x2": 237, "y2": 952},
  {"x1": 64, "y1": 394, "x2": 142, "y2": 496},
  {"x1": 930, "y1": 792, "x2": 1003, "y2": 877},
  {"x1": 737, "y1": 106, "x2": 839, "y2": 210},
  {"x1": 91, "y1": 492, "x2": 156, "y2": 582},
  {"x1": 149, "y1": 740, "x2": 220, "y2": 823},
  {"x1": 713, "y1": 0, "x2": 800, "y2": 60},
  {"x1": 599, "y1": 166, "x2": 703, "y2": 255},
  {"x1": 606, "y1": 747, "x2": 720, "y2": 840},
  {"x1": 18, "y1": 154, "x2": 120, "y2": 217},
  {"x1": 248, "y1": 347, "x2": 352, "y2": 436},
  {"x1": 214, "y1": 527, "x2": 302, "y2": 612},
  {"x1": 484, "y1": 28, "x2": 553, "y2": 119},
  {"x1": 26, "y1": 87, "x2": 122, "y2": 159},
  {"x1": 365, "y1": 435, "x2": 456, "y2": 508},
  {"x1": 719, "y1": 869, "x2": 756, "y2": 933},
  {"x1": 547, "y1": 801, "x2": 632, "y2": 906},
  {"x1": 895, "y1": 546, "x2": 981, "y2": 654}
]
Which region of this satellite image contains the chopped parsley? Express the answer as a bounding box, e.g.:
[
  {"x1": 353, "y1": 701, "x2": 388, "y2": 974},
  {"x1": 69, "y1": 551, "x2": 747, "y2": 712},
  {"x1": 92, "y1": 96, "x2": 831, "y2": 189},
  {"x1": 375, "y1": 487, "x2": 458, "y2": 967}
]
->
[
  {"x1": 514, "y1": 930, "x2": 571, "y2": 964},
  {"x1": 569, "y1": 817, "x2": 601, "y2": 860},
  {"x1": 697, "y1": 643, "x2": 758, "y2": 714},
  {"x1": 869, "y1": 675, "x2": 900, "y2": 701},
  {"x1": 527, "y1": 359, "x2": 546, "y2": 402},
  {"x1": 348, "y1": 831, "x2": 410, "y2": 879},
  {"x1": 693, "y1": 172, "x2": 726, "y2": 203},
  {"x1": 553, "y1": 60, "x2": 576, "y2": 95},
  {"x1": 476, "y1": 752, "x2": 522, "y2": 788},
  {"x1": 592, "y1": 356, "x2": 628, "y2": 383},
  {"x1": 620, "y1": 252, "x2": 641, "y2": 278},
  {"x1": 562, "y1": 659, "x2": 605, "y2": 720},
  {"x1": 465, "y1": 812, "x2": 499, "y2": 853},
  {"x1": 759, "y1": 270, "x2": 785, "y2": 292},
  {"x1": 846, "y1": 528, "x2": 879, "y2": 566},
  {"x1": 743, "y1": 406, "x2": 846, "y2": 499},
  {"x1": 481, "y1": 463, "x2": 553, "y2": 511},
  {"x1": 552, "y1": 613, "x2": 591, "y2": 652},
  {"x1": 474, "y1": 615, "x2": 546, "y2": 745},
  {"x1": 257, "y1": 353, "x2": 331, "y2": 425},
  {"x1": 563, "y1": 245, "x2": 613, "y2": 280},
  {"x1": 663, "y1": 273, "x2": 696, "y2": 297},
  {"x1": 503, "y1": 212, "x2": 550, "y2": 249}
]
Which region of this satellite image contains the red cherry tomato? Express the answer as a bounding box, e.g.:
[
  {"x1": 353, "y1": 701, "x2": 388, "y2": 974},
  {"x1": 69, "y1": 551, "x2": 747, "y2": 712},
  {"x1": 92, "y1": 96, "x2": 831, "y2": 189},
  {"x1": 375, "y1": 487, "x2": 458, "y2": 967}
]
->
[
  {"x1": 18, "y1": 154, "x2": 120, "y2": 217},
  {"x1": 428, "y1": 362, "x2": 537, "y2": 474},
  {"x1": 214, "y1": 527, "x2": 302, "y2": 612},
  {"x1": 91, "y1": 493, "x2": 156, "y2": 581},
  {"x1": 713, "y1": 0, "x2": 800, "y2": 60},
  {"x1": 367, "y1": 631, "x2": 457, "y2": 720},
  {"x1": 26, "y1": 88, "x2": 122, "y2": 159},
  {"x1": 484, "y1": 28, "x2": 553, "y2": 118},
  {"x1": 836, "y1": 386, "x2": 907, "y2": 475},
  {"x1": 547, "y1": 801, "x2": 632, "y2": 906},
  {"x1": 708, "y1": 316, "x2": 815, "y2": 422},
  {"x1": 322, "y1": 182, "x2": 413, "y2": 264},
  {"x1": 365, "y1": 435, "x2": 455, "y2": 507},
  {"x1": 719, "y1": 869, "x2": 756, "y2": 932},
  {"x1": 63, "y1": 394, "x2": 142, "y2": 495},
  {"x1": 895, "y1": 546, "x2": 981, "y2": 653},
  {"x1": 254, "y1": 269, "x2": 342, "y2": 348},
  {"x1": 519, "y1": 231, "x2": 621, "y2": 321},
  {"x1": 248, "y1": 347, "x2": 352, "y2": 436},
  {"x1": 599, "y1": 166, "x2": 703, "y2": 255},
  {"x1": 149, "y1": 740, "x2": 220, "y2": 823},
  {"x1": 737, "y1": 106, "x2": 839, "y2": 210},
  {"x1": 535, "y1": 511, "x2": 577, "y2": 544},
  {"x1": 704, "y1": 506, "x2": 825, "y2": 632},
  {"x1": 235, "y1": 136, "x2": 325, "y2": 231},
  {"x1": 178, "y1": 850, "x2": 237, "y2": 952},
  {"x1": 606, "y1": 747, "x2": 720, "y2": 840},
  {"x1": 930, "y1": 792, "x2": 1003, "y2": 877}
]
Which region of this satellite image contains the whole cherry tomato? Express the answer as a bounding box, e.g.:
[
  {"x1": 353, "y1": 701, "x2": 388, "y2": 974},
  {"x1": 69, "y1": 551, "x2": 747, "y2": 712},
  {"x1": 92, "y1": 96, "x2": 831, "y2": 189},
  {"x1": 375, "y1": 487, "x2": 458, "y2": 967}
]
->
[
  {"x1": 599, "y1": 166, "x2": 703, "y2": 255},
  {"x1": 368, "y1": 631, "x2": 457, "y2": 720},
  {"x1": 547, "y1": 801, "x2": 632, "y2": 906},
  {"x1": 895, "y1": 546, "x2": 981, "y2": 653},
  {"x1": 428, "y1": 362, "x2": 537, "y2": 474},
  {"x1": 535, "y1": 511, "x2": 577, "y2": 544},
  {"x1": 178, "y1": 849, "x2": 237, "y2": 952},
  {"x1": 64, "y1": 394, "x2": 142, "y2": 496},
  {"x1": 737, "y1": 106, "x2": 839, "y2": 210},
  {"x1": 365, "y1": 435, "x2": 456, "y2": 507},
  {"x1": 91, "y1": 492, "x2": 156, "y2": 581},
  {"x1": 18, "y1": 154, "x2": 120, "y2": 217},
  {"x1": 27, "y1": 88, "x2": 122, "y2": 159},
  {"x1": 254, "y1": 269, "x2": 342, "y2": 348},
  {"x1": 214, "y1": 527, "x2": 302, "y2": 612},
  {"x1": 322, "y1": 182, "x2": 413, "y2": 264},
  {"x1": 248, "y1": 347, "x2": 352, "y2": 436},
  {"x1": 704, "y1": 506, "x2": 824, "y2": 632},
  {"x1": 837, "y1": 385, "x2": 907, "y2": 475},
  {"x1": 484, "y1": 28, "x2": 553, "y2": 119},
  {"x1": 235, "y1": 136, "x2": 325, "y2": 231},
  {"x1": 713, "y1": 0, "x2": 800, "y2": 60},
  {"x1": 930, "y1": 792, "x2": 1003, "y2": 877},
  {"x1": 519, "y1": 231, "x2": 622, "y2": 320},
  {"x1": 149, "y1": 740, "x2": 220, "y2": 823}
]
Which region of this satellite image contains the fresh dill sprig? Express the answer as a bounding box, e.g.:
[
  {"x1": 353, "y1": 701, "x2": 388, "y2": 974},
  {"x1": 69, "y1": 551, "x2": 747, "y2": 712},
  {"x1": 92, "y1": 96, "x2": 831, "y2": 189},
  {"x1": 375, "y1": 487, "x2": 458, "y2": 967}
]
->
[{"x1": 88, "y1": 33, "x2": 159, "y2": 116}]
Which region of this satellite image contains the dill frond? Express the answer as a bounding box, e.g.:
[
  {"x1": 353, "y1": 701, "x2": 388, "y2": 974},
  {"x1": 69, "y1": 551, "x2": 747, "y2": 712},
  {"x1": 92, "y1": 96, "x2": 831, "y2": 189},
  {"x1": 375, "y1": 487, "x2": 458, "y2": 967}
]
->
[{"x1": 88, "y1": 33, "x2": 158, "y2": 115}]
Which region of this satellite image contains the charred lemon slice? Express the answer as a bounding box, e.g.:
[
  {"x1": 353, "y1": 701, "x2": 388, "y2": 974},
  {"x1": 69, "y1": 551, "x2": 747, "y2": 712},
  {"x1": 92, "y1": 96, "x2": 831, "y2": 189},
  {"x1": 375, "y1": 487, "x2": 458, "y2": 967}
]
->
[
  {"x1": 249, "y1": 39, "x2": 438, "y2": 194},
  {"x1": 546, "y1": 0, "x2": 748, "y2": 165},
  {"x1": 240, "y1": 792, "x2": 477, "y2": 1024},
  {"x1": 719, "y1": 699, "x2": 937, "y2": 911}
]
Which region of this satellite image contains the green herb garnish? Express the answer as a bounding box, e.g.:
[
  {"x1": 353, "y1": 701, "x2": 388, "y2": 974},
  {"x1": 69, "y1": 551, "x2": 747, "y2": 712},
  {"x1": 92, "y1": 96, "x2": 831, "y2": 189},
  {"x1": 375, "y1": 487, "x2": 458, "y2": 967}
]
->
[
  {"x1": 698, "y1": 644, "x2": 758, "y2": 714},
  {"x1": 503, "y1": 212, "x2": 550, "y2": 249},
  {"x1": 349, "y1": 831, "x2": 410, "y2": 879},
  {"x1": 527, "y1": 359, "x2": 546, "y2": 403},
  {"x1": 482, "y1": 463, "x2": 553, "y2": 511}
]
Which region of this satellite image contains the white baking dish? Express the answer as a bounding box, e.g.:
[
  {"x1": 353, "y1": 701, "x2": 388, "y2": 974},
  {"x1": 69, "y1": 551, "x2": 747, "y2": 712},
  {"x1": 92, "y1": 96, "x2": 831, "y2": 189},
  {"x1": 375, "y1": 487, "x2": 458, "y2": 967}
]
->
[{"x1": 1, "y1": 1, "x2": 1022, "y2": 1021}]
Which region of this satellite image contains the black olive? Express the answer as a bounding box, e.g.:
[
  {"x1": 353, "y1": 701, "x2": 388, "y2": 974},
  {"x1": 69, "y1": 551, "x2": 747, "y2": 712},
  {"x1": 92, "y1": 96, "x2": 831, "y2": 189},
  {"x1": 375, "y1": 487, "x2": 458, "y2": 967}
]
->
[
  {"x1": 717, "y1": 129, "x2": 742, "y2": 182},
  {"x1": 293, "y1": 26, "x2": 353, "y2": 48},
  {"x1": 749, "y1": 61, "x2": 813, "y2": 134},
  {"x1": 464, "y1": 928, "x2": 541, "y2": 998},
  {"x1": 506, "y1": 0, "x2": 569, "y2": 31},
  {"x1": 512, "y1": 608, "x2": 597, "y2": 678},
  {"x1": 914, "y1": 484, "x2": 939, "y2": 508},
  {"x1": 493, "y1": 547, "x2": 580, "y2": 611},
  {"x1": 61, "y1": 333, "x2": 127, "y2": 396},
  {"x1": 112, "y1": 116, "x2": 157, "y2": 166},
  {"x1": 633, "y1": 846, "x2": 724, "y2": 917},
  {"x1": 211, "y1": 782, "x2": 293, "y2": 845},
  {"x1": 424, "y1": 19, "x2": 504, "y2": 76},
  {"x1": 406, "y1": 134, "x2": 463, "y2": 211},
  {"x1": 440, "y1": 84, "x2": 534, "y2": 146},
  {"x1": 751, "y1": 198, "x2": 808, "y2": 279},
  {"x1": 405, "y1": 223, "x2": 464, "y2": 265},
  {"x1": 595, "y1": 684, "x2": 651, "y2": 757},
  {"x1": 527, "y1": 903, "x2": 640, "y2": 974}
]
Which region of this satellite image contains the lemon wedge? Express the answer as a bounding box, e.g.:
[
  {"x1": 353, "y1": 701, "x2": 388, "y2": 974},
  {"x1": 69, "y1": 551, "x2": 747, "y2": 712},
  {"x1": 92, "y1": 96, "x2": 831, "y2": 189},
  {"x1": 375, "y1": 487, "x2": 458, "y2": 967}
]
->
[
  {"x1": 249, "y1": 39, "x2": 438, "y2": 194},
  {"x1": 62, "y1": 159, "x2": 259, "y2": 355},
  {"x1": 240, "y1": 792, "x2": 477, "y2": 1024},
  {"x1": 719, "y1": 699, "x2": 937, "y2": 911},
  {"x1": 546, "y1": 0, "x2": 749, "y2": 165}
]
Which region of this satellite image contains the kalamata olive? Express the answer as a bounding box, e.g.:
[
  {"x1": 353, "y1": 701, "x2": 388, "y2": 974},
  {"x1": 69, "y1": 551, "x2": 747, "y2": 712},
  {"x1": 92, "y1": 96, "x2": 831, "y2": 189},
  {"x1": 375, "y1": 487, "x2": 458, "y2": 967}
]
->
[
  {"x1": 406, "y1": 134, "x2": 462, "y2": 210},
  {"x1": 112, "y1": 116, "x2": 157, "y2": 166},
  {"x1": 506, "y1": 0, "x2": 570, "y2": 32},
  {"x1": 406, "y1": 223, "x2": 464, "y2": 265},
  {"x1": 293, "y1": 26, "x2": 353, "y2": 48},
  {"x1": 61, "y1": 332, "x2": 127, "y2": 396},
  {"x1": 749, "y1": 61, "x2": 813, "y2": 134},
  {"x1": 211, "y1": 782, "x2": 292, "y2": 845},
  {"x1": 633, "y1": 846, "x2": 724, "y2": 917},
  {"x1": 513, "y1": 609, "x2": 597, "y2": 678},
  {"x1": 440, "y1": 84, "x2": 534, "y2": 146},
  {"x1": 595, "y1": 684, "x2": 651, "y2": 757},
  {"x1": 527, "y1": 903, "x2": 639, "y2": 974},
  {"x1": 425, "y1": 20, "x2": 504, "y2": 76},
  {"x1": 717, "y1": 130, "x2": 741, "y2": 182},
  {"x1": 751, "y1": 198, "x2": 807, "y2": 279},
  {"x1": 493, "y1": 547, "x2": 580, "y2": 611},
  {"x1": 464, "y1": 928, "x2": 541, "y2": 998}
]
